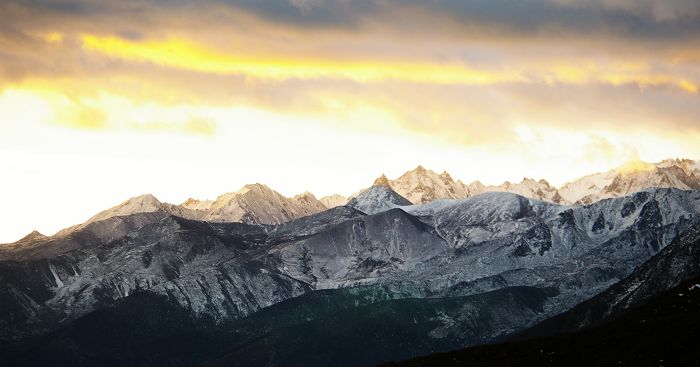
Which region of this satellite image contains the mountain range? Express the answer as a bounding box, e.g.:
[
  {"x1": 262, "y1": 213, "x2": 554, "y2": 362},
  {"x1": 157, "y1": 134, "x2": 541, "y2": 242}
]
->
[
  {"x1": 14, "y1": 158, "x2": 696, "y2": 241},
  {"x1": 326, "y1": 158, "x2": 700, "y2": 206},
  {"x1": 1, "y1": 158, "x2": 699, "y2": 366}
]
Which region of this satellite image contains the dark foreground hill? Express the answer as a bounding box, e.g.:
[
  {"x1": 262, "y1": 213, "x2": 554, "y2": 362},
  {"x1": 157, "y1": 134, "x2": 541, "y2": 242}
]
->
[{"x1": 380, "y1": 275, "x2": 700, "y2": 367}]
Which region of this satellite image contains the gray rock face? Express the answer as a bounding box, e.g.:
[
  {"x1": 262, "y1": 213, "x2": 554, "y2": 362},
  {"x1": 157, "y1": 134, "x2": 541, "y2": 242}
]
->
[
  {"x1": 347, "y1": 185, "x2": 412, "y2": 215},
  {"x1": 520, "y1": 221, "x2": 700, "y2": 338},
  {"x1": 1, "y1": 188, "x2": 699, "y2": 349}
]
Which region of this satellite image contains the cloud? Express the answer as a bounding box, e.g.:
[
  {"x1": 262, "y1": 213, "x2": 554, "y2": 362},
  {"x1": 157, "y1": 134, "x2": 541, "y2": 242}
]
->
[
  {"x1": 289, "y1": 0, "x2": 326, "y2": 12},
  {"x1": 0, "y1": 0, "x2": 699, "y2": 150},
  {"x1": 549, "y1": 0, "x2": 700, "y2": 21}
]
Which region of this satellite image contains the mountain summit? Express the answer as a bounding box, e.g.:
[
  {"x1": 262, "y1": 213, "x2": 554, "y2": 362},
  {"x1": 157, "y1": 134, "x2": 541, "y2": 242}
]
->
[
  {"x1": 376, "y1": 166, "x2": 473, "y2": 204},
  {"x1": 347, "y1": 185, "x2": 412, "y2": 215}
]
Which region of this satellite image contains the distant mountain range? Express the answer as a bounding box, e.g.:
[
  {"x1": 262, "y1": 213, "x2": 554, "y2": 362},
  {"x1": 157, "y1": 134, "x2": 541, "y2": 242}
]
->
[
  {"x1": 18, "y1": 158, "x2": 697, "y2": 242},
  {"x1": 325, "y1": 158, "x2": 700, "y2": 206},
  {"x1": 1, "y1": 158, "x2": 699, "y2": 366}
]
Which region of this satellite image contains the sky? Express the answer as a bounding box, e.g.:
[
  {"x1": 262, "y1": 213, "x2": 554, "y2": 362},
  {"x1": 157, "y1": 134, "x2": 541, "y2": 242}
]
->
[{"x1": 1, "y1": 0, "x2": 700, "y2": 242}]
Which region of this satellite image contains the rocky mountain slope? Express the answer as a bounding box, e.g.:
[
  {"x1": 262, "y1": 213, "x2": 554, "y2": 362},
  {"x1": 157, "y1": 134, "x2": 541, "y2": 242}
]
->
[
  {"x1": 1, "y1": 187, "x2": 699, "y2": 366},
  {"x1": 520, "y1": 221, "x2": 700, "y2": 337},
  {"x1": 382, "y1": 223, "x2": 700, "y2": 367},
  {"x1": 346, "y1": 185, "x2": 412, "y2": 215}
]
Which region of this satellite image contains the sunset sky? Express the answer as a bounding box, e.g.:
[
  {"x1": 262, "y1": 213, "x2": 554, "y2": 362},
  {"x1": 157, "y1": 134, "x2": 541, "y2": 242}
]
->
[{"x1": 1, "y1": 0, "x2": 700, "y2": 242}]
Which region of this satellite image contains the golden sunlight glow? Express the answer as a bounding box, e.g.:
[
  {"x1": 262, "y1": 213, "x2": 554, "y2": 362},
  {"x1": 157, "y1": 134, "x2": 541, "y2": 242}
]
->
[
  {"x1": 42, "y1": 31, "x2": 64, "y2": 44},
  {"x1": 678, "y1": 80, "x2": 699, "y2": 94},
  {"x1": 79, "y1": 35, "x2": 700, "y2": 93},
  {"x1": 80, "y1": 35, "x2": 526, "y2": 84},
  {"x1": 617, "y1": 158, "x2": 658, "y2": 174}
]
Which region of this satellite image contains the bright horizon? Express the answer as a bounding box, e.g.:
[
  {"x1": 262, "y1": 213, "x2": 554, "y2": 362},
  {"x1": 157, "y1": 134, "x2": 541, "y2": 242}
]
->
[{"x1": 2, "y1": 0, "x2": 700, "y2": 242}]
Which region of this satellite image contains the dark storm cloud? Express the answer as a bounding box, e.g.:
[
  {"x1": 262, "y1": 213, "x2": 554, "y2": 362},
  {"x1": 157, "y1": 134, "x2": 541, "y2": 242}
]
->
[
  {"x1": 4, "y1": 0, "x2": 700, "y2": 41},
  {"x1": 214, "y1": 0, "x2": 700, "y2": 44}
]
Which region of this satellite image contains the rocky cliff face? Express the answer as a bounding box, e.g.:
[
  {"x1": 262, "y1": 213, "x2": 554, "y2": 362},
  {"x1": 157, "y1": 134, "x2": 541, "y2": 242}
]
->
[
  {"x1": 382, "y1": 224, "x2": 700, "y2": 367},
  {"x1": 520, "y1": 221, "x2": 700, "y2": 337}
]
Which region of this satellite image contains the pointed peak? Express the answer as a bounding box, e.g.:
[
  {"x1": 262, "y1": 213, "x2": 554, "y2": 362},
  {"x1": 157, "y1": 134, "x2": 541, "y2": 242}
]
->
[
  {"x1": 538, "y1": 178, "x2": 550, "y2": 186},
  {"x1": 84, "y1": 193, "x2": 164, "y2": 225},
  {"x1": 348, "y1": 185, "x2": 412, "y2": 215},
  {"x1": 19, "y1": 230, "x2": 46, "y2": 242},
  {"x1": 238, "y1": 183, "x2": 274, "y2": 194},
  {"x1": 123, "y1": 194, "x2": 162, "y2": 208},
  {"x1": 414, "y1": 165, "x2": 427, "y2": 173},
  {"x1": 373, "y1": 174, "x2": 392, "y2": 187},
  {"x1": 440, "y1": 170, "x2": 454, "y2": 181}
]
